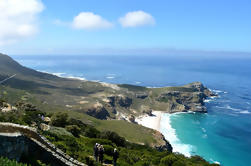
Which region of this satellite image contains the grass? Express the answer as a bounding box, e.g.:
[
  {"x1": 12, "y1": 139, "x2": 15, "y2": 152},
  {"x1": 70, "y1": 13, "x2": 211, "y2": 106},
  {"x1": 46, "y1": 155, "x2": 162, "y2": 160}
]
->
[{"x1": 94, "y1": 120, "x2": 156, "y2": 145}]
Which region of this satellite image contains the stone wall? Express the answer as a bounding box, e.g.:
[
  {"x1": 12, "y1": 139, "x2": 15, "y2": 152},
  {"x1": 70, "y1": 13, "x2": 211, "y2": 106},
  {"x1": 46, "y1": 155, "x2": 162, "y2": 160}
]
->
[{"x1": 0, "y1": 123, "x2": 86, "y2": 166}]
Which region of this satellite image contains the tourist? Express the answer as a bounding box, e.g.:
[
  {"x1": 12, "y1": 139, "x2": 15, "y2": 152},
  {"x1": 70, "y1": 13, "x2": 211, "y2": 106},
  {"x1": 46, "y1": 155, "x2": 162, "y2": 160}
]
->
[
  {"x1": 93, "y1": 143, "x2": 99, "y2": 162},
  {"x1": 99, "y1": 145, "x2": 104, "y2": 164},
  {"x1": 113, "y1": 148, "x2": 119, "y2": 166}
]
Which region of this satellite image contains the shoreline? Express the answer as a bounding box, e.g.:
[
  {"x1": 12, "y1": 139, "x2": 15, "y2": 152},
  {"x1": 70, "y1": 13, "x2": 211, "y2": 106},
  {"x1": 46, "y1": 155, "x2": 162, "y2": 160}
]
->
[
  {"x1": 135, "y1": 111, "x2": 162, "y2": 131},
  {"x1": 136, "y1": 111, "x2": 194, "y2": 157}
]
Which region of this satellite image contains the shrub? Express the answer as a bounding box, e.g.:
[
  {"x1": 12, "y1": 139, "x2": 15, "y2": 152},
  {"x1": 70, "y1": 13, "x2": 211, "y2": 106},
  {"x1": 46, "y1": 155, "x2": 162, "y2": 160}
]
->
[
  {"x1": 84, "y1": 126, "x2": 100, "y2": 138},
  {"x1": 134, "y1": 160, "x2": 150, "y2": 166},
  {"x1": 0, "y1": 157, "x2": 28, "y2": 166},
  {"x1": 172, "y1": 160, "x2": 187, "y2": 166},
  {"x1": 66, "y1": 125, "x2": 81, "y2": 137},
  {"x1": 160, "y1": 154, "x2": 178, "y2": 166},
  {"x1": 50, "y1": 112, "x2": 68, "y2": 127},
  {"x1": 100, "y1": 131, "x2": 126, "y2": 147}
]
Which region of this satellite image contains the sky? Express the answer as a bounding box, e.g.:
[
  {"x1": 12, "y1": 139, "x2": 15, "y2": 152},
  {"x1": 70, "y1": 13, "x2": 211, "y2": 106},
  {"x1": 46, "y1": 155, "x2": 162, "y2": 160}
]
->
[{"x1": 0, "y1": 0, "x2": 251, "y2": 55}]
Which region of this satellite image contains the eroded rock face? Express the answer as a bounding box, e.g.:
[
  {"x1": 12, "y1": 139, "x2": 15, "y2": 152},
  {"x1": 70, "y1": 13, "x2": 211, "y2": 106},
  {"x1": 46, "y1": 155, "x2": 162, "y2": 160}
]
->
[
  {"x1": 156, "y1": 82, "x2": 216, "y2": 113},
  {"x1": 136, "y1": 93, "x2": 148, "y2": 99},
  {"x1": 107, "y1": 95, "x2": 132, "y2": 108},
  {"x1": 86, "y1": 106, "x2": 110, "y2": 120},
  {"x1": 152, "y1": 131, "x2": 172, "y2": 152}
]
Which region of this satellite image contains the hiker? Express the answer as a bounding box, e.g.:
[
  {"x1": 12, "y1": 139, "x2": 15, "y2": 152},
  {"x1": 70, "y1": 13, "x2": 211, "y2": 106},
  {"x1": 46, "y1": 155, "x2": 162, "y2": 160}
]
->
[
  {"x1": 93, "y1": 143, "x2": 99, "y2": 162},
  {"x1": 99, "y1": 145, "x2": 104, "y2": 164},
  {"x1": 113, "y1": 148, "x2": 119, "y2": 166}
]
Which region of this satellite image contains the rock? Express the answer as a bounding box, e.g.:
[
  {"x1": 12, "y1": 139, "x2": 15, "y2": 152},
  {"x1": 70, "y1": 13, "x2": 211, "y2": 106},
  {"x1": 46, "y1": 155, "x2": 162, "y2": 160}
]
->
[
  {"x1": 128, "y1": 114, "x2": 136, "y2": 123},
  {"x1": 117, "y1": 96, "x2": 132, "y2": 108},
  {"x1": 39, "y1": 123, "x2": 50, "y2": 131},
  {"x1": 136, "y1": 93, "x2": 148, "y2": 99},
  {"x1": 44, "y1": 117, "x2": 51, "y2": 123},
  {"x1": 143, "y1": 109, "x2": 153, "y2": 116},
  {"x1": 108, "y1": 95, "x2": 132, "y2": 108},
  {"x1": 86, "y1": 104, "x2": 110, "y2": 120},
  {"x1": 152, "y1": 131, "x2": 172, "y2": 152}
]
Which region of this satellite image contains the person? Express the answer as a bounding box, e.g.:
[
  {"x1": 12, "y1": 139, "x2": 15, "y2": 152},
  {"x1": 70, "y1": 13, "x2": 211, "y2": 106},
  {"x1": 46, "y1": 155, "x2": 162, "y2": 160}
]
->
[
  {"x1": 113, "y1": 148, "x2": 119, "y2": 166},
  {"x1": 99, "y1": 145, "x2": 104, "y2": 164},
  {"x1": 93, "y1": 143, "x2": 99, "y2": 162}
]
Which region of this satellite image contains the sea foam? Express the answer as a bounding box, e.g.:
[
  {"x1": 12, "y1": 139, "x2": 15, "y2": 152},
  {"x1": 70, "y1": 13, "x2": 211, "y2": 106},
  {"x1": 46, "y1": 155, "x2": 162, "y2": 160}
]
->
[{"x1": 160, "y1": 113, "x2": 194, "y2": 157}]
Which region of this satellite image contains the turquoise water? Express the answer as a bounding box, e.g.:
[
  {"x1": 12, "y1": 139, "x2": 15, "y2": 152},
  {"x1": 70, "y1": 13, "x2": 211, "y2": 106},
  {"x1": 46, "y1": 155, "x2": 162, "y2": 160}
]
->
[{"x1": 13, "y1": 55, "x2": 251, "y2": 166}]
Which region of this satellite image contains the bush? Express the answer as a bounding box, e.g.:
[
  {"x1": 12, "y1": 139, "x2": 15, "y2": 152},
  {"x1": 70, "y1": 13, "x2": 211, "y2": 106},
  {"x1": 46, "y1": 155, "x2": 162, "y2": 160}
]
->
[
  {"x1": 100, "y1": 131, "x2": 126, "y2": 147},
  {"x1": 160, "y1": 154, "x2": 178, "y2": 166},
  {"x1": 50, "y1": 112, "x2": 68, "y2": 127},
  {"x1": 0, "y1": 157, "x2": 28, "y2": 166},
  {"x1": 66, "y1": 125, "x2": 81, "y2": 137},
  {"x1": 172, "y1": 160, "x2": 187, "y2": 166},
  {"x1": 134, "y1": 160, "x2": 150, "y2": 166},
  {"x1": 84, "y1": 126, "x2": 100, "y2": 138}
]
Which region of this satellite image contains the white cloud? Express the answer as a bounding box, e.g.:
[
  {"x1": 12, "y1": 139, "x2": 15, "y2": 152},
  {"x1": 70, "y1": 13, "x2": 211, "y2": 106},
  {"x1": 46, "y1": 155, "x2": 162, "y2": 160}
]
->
[
  {"x1": 119, "y1": 11, "x2": 155, "y2": 28},
  {"x1": 0, "y1": 0, "x2": 44, "y2": 45},
  {"x1": 72, "y1": 12, "x2": 113, "y2": 30}
]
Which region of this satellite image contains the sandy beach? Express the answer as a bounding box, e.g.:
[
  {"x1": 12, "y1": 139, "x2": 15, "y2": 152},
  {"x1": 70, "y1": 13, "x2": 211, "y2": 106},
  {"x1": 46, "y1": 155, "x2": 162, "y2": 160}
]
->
[{"x1": 135, "y1": 111, "x2": 162, "y2": 131}]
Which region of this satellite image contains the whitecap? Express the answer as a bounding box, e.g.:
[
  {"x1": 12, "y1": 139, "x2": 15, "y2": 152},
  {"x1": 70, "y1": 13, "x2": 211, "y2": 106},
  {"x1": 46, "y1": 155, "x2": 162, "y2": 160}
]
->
[
  {"x1": 212, "y1": 89, "x2": 227, "y2": 94},
  {"x1": 160, "y1": 113, "x2": 194, "y2": 157},
  {"x1": 204, "y1": 99, "x2": 212, "y2": 103},
  {"x1": 239, "y1": 110, "x2": 250, "y2": 114},
  {"x1": 210, "y1": 159, "x2": 221, "y2": 165},
  {"x1": 135, "y1": 81, "x2": 142, "y2": 84}
]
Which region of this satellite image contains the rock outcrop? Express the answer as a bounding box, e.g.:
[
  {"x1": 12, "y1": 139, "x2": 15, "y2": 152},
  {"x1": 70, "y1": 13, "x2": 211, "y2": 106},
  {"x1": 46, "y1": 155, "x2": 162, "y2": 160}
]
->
[
  {"x1": 156, "y1": 82, "x2": 216, "y2": 113},
  {"x1": 86, "y1": 104, "x2": 110, "y2": 120},
  {"x1": 152, "y1": 131, "x2": 173, "y2": 152},
  {"x1": 108, "y1": 95, "x2": 132, "y2": 108}
]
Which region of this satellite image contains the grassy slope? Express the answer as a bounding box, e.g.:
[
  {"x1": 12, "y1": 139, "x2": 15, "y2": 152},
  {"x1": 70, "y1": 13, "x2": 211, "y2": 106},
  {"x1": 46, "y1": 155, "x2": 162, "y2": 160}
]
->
[{"x1": 0, "y1": 53, "x2": 205, "y2": 146}]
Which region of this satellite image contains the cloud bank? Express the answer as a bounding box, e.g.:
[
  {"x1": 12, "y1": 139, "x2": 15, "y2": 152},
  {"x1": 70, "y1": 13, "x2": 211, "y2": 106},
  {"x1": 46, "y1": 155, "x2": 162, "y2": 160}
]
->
[
  {"x1": 0, "y1": 0, "x2": 44, "y2": 45},
  {"x1": 119, "y1": 11, "x2": 155, "y2": 27},
  {"x1": 72, "y1": 12, "x2": 113, "y2": 30}
]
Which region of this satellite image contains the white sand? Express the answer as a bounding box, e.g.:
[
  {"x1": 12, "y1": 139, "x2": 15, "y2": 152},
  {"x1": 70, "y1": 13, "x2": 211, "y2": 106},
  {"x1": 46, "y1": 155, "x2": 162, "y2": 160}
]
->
[{"x1": 135, "y1": 111, "x2": 162, "y2": 131}]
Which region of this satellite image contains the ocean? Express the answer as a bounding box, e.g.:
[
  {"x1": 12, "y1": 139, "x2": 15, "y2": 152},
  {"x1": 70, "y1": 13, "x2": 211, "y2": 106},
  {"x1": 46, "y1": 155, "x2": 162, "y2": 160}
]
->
[{"x1": 12, "y1": 54, "x2": 251, "y2": 166}]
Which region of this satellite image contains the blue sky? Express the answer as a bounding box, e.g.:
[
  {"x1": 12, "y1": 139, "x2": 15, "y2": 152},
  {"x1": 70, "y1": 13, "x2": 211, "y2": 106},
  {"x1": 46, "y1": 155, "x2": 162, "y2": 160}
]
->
[{"x1": 0, "y1": 0, "x2": 251, "y2": 55}]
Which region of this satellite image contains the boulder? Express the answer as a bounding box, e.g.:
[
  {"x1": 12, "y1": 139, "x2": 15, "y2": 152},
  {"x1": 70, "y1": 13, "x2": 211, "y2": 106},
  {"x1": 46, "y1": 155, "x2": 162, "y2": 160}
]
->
[
  {"x1": 39, "y1": 123, "x2": 50, "y2": 131},
  {"x1": 44, "y1": 117, "x2": 51, "y2": 123},
  {"x1": 128, "y1": 114, "x2": 135, "y2": 123}
]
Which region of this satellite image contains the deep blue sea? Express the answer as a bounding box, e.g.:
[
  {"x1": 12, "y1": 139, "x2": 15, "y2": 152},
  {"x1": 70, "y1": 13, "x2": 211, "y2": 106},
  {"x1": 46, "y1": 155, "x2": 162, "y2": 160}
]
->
[{"x1": 12, "y1": 55, "x2": 251, "y2": 166}]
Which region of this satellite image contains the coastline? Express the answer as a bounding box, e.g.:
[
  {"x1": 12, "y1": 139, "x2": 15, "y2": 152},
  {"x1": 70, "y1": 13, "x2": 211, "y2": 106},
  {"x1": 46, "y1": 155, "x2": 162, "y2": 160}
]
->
[
  {"x1": 136, "y1": 111, "x2": 194, "y2": 157},
  {"x1": 135, "y1": 111, "x2": 162, "y2": 131}
]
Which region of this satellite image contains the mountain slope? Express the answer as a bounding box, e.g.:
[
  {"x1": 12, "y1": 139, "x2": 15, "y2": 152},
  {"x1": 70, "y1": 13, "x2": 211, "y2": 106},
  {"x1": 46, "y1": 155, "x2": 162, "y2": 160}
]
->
[{"x1": 0, "y1": 53, "x2": 215, "y2": 148}]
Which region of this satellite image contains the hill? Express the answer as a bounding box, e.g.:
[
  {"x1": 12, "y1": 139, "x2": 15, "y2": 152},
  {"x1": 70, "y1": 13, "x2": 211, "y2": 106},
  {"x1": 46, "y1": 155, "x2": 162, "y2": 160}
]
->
[{"x1": 0, "y1": 53, "x2": 219, "y2": 166}]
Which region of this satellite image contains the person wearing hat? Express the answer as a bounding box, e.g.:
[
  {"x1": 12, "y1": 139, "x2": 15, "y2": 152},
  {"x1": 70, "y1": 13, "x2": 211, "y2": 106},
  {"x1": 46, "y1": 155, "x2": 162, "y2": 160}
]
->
[
  {"x1": 113, "y1": 148, "x2": 119, "y2": 166},
  {"x1": 93, "y1": 143, "x2": 99, "y2": 162}
]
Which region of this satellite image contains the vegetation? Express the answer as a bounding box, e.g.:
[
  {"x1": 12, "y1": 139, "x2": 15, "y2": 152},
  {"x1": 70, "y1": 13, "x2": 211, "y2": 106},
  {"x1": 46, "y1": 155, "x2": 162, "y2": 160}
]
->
[
  {"x1": 0, "y1": 54, "x2": 219, "y2": 165},
  {"x1": 0, "y1": 157, "x2": 28, "y2": 166},
  {"x1": 0, "y1": 102, "x2": 218, "y2": 166}
]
